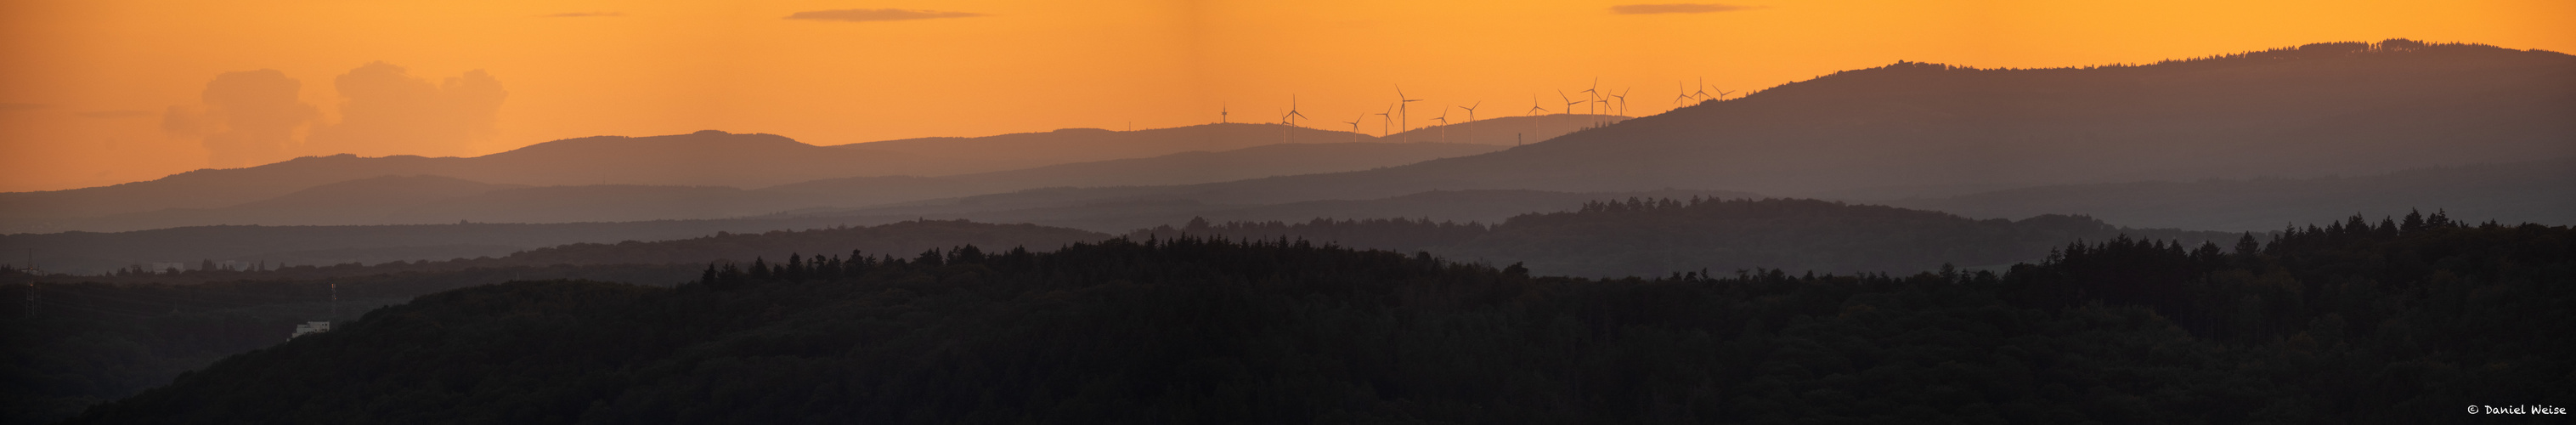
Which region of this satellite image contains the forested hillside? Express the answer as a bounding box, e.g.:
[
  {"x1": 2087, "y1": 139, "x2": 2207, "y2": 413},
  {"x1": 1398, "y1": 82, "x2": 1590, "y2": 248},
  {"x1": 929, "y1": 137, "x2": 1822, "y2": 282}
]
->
[
  {"x1": 1132, "y1": 197, "x2": 2234, "y2": 276},
  {"x1": 1888, "y1": 156, "x2": 2576, "y2": 231},
  {"x1": 63, "y1": 215, "x2": 2573, "y2": 423},
  {"x1": 3, "y1": 217, "x2": 1109, "y2": 275},
  {"x1": 0, "y1": 219, "x2": 1106, "y2": 423}
]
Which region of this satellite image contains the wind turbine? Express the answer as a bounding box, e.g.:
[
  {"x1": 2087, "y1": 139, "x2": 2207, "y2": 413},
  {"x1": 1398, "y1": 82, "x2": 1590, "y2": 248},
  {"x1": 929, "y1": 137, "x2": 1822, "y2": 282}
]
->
[
  {"x1": 1716, "y1": 89, "x2": 1737, "y2": 100},
  {"x1": 1579, "y1": 78, "x2": 1600, "y2": 115},
  {"x1": 1396, "y1": 86, "x2": 1423, "y2": 140},
  {"x1": 1526, "y1": 94, "x2": 1547, "y2": 116},
  {"x1": 1611, "y1": 88, "x2": 1630, "y2": 118},
  {"x1": 1674, "y1": 81, "x2": 1693, "y2": 107},
  {"x1": 1281, "y1": 95, "x2": 1308, "y2": 127},
  {"x1": 1558, "y1": 90, "x2": 1584, "y2": 117},
  {"x1": 1432, "y1": 107, "x2": 1450, "y2": 143},
  {"x1": 1344, "y1": 114, "x2": 1364, "y2": 142},
  {"x1": 1374, "y1": 105, "x2": 1393, "y2": 137},
  {"x1": 1691, "y1": 77, "x2": 1713, "y2": 102},
  {"x1": 1280, "y1": 95, "x2": 1309, "y2": 144},
  {"x1": 1458, "y1": 101, "x2": 1480, "y2": 122},
  {"x1": 1595, "y1": 97, "x2": 1611, "y2": 124}
]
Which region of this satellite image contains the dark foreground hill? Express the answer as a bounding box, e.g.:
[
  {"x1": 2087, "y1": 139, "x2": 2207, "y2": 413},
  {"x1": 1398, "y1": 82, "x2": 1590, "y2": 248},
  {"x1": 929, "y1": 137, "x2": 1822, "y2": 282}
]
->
[
  {"x1": 65, "y1": 218, "x2": 2575, "y2": 423},
  {"x1": 1133, "y1": 197, "x2": 2236, "y2": 276},
  {"x1": 0, "y1": 219, "x2": 1107, "y2": 423}
]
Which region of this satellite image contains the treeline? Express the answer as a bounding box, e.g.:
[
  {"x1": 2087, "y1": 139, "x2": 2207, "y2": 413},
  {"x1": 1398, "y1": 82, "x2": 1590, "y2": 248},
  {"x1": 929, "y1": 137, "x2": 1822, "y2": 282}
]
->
[
  {"x1": 48, "y1": 219, "x2": 1107, "y2": 286},
  {"x1": 1, "y1": 219, "x2": 1099, "y2": 424},
  {"x1": 1132, "y1": 197, "x2": 2236, "y2": 277},
  {"x1": 66, "y1": 214, "x2": 2573, "y2": 423},
  {"x1": 0, "y1": 264, "x2": 702, "y2": 424}
]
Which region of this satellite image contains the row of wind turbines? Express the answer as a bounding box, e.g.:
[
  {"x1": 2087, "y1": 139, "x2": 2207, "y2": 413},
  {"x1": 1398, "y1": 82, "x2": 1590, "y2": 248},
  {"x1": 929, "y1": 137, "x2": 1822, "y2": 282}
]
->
[{"x1": 1234, "y1": 78, "x2": 1740, "y2": 144}]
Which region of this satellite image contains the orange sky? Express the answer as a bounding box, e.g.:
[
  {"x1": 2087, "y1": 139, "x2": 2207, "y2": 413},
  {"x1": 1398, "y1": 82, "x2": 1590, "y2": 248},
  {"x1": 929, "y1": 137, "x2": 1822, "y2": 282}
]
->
[{"x1": 2, "y1": 0, "x2": 2568, "y2": 191}]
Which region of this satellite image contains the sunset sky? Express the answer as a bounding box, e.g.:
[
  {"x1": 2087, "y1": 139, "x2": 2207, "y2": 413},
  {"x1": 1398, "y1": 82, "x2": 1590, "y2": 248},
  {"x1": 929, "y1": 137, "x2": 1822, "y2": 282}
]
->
[{"x1": 2, "y1": 0, "x2": 2568, "y2": 191}]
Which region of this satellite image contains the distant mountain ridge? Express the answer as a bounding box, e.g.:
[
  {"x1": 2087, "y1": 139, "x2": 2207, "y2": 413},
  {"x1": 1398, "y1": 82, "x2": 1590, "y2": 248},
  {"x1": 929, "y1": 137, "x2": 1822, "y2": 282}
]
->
[
  {"x1": 3, "y1": 139, "x2": 1510, "y2": 233},
  {"x1": 867, "y1": 39, "x2": 2573, "y2": 216},
  {"x1": 828, "y1": 116, "x2": 1619, "y2": 170},
  {"x1": 0, "y1": 131, "x2": 895, "y2": 223},
  {"x1": 764, "y1": 142, "x2": 1506, "y2": 208}
]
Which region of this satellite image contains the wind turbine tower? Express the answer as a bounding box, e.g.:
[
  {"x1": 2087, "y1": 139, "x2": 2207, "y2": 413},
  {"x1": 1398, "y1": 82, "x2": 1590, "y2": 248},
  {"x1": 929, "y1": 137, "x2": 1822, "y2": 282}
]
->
[
  {"x1": 1280, "y1": 95, "x2": 1309, "y2": 144},
  {"x1": 1281, "y1": 95, "x2": 1308, "y2": 127},
  {"x1": 1345, "y1": 115, "x2": 1364, "y2": 142},
  {"x1": 1580, "y1": 78, "x2": 1600, "y2": 115},
  {"x1": 1611, "y1": 88, "x2": 1630, "y2": 120},
  {"x1": 1674, "y1": 82, "x2": 1693, "y2": 108},
  {"x1": 1396, "y1": 86, "x2": 1423, "y2": 141},
  {"x1": 1558, "y1": 90, "x2": 1584, "y2": 118},
  {"x1": 1432, "y1": 107, "x2": 1450, "y2": 143},
  {"x1": 1375, "y1": 105, "x2": 1393, "y2": 137}
]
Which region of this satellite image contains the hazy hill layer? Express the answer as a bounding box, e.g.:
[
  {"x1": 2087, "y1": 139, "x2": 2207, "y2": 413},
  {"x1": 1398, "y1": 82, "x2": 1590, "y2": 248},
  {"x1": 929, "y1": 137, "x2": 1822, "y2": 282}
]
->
[
  {"x1": 772, "y1": 189, "x2": 1759, "y2": 234},
  {"x1": 0, "y1": 215, "x2": 1100, "y2": 275},
  {"x1": 1886, "y1": 156, "x2": 2576, "y2": 231},
  {"x1": 6, "y1": 141, "x2": 1505, "y2": 233},
  {"x1": 763, "y1": 142, "x2": 1506, "y2": 207},
  {"x1": 1133, "y1": 197, "x2": 2236, "y2": 276},
  {"x1": 907, "y1": 40, "x2": 2574, "y2": 212},
  {"x1": 0, "y1": 131, "x2": 902, "y2": 228},
  {"x1": 40, "y1": 177, "x2": 807, "y2": 232},
  {"x1": 1377, "y1": 113, "x2": 1630, "y2": 145},
  {"x1": 828, "y1": 117, "x2": 1617, "y2": 170}
]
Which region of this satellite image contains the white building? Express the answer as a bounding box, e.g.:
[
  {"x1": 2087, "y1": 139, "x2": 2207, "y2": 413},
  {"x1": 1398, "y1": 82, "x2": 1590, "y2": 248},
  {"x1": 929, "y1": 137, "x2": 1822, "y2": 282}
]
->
[{"x1": 291, "y1": 321, "x2": 331, "y2": 338}]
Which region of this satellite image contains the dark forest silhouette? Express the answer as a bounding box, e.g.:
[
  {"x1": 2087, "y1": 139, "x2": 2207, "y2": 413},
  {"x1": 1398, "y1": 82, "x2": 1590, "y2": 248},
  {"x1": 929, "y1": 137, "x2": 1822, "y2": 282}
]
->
[
  {"x1": 44, "y1": 212, "x2": 2574, "y2": 423},
  {"x1": 1129, "y1": 197, "x2": 2235, "y2": 276}
]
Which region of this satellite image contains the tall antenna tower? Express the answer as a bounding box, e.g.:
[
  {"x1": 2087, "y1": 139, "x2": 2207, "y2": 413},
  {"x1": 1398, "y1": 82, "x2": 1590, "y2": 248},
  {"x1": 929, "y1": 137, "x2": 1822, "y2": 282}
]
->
[{"x1": 330, "y1": 282, "x2": 340, "y2": 322}]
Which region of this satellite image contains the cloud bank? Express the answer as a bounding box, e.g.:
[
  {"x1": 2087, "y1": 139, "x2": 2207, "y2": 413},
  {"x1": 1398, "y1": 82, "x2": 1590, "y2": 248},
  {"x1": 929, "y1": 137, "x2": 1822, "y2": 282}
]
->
[
  {"x1": 1610, "y1": 3, "x2": 1761, "y2": 14},
  {"x1": 304, "y1": 62, "x2": 507, "y2": 158},
  {"x1": 193, "y1": 70, "x2": 317, "y2": 168},
  {"x1": 175, "y1": 63, "x2": 506, "y2": 168},
  {"x1": 785, "y1": 8, "x2": 986, "y2": 23}
]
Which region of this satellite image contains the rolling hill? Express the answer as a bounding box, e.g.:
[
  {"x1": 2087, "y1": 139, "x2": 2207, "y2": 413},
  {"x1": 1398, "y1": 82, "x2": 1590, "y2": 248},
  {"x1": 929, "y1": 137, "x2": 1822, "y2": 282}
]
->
[
  {"x1": 5, "y1": 141, "x2": 1508, "y2": 233},
  {"x1": 0, "y1": 131, "x2": 907, "y2": 229},
  {"x1": 825, "y1": 116, "x2": 1619, "y2": 170},
  {"x1": 1884, "y1": 156, "x2": 2576, "y2": 231},
  {"x1": 762, "y1": 142, "x2": 1507, "y2": 207},
  {"x1": 880, "y1": 40, "x2": 2574, "y2": 215}
]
